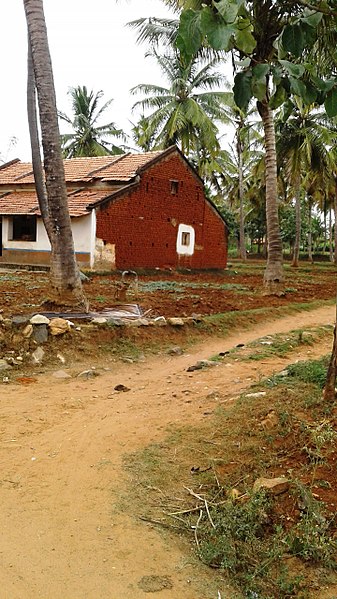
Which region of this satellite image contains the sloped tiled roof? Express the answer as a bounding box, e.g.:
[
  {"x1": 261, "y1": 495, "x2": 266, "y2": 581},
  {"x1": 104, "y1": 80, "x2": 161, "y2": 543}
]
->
[
  {"x1": 95, "y1": 150, "x2": 166, "y2": 181},
  {"x1": 0, "y1": 149, "x2": 172, "y2": 186},
  {"x1": 0, "y1": 189, "x2": 116, "y2": 217}
]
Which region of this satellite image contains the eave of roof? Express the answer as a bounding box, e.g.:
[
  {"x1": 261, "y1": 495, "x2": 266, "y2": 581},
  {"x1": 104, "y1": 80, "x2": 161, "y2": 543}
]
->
[{"x1": 0, "y1": 188, "x2": 116, "y2": 217}]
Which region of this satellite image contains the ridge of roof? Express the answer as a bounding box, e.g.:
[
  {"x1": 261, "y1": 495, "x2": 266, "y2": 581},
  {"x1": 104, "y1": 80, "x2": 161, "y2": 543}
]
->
[
  {"x1": 0, "y1": 158, "x2": 21, "y2": 171},
  {"x1": 86, "y1": 153, "x2": 129, "y2": 178}
]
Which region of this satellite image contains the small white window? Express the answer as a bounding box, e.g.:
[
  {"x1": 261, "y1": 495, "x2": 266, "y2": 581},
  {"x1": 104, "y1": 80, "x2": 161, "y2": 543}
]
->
[{"x1": 176, "y1": 224, "x2": 195, "y2": 256}]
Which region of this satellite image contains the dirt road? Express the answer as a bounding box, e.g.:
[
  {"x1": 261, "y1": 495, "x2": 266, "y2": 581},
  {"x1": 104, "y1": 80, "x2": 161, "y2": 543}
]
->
[{"x1": 0, "y1": 304, "x2": 335, "y2": 599}]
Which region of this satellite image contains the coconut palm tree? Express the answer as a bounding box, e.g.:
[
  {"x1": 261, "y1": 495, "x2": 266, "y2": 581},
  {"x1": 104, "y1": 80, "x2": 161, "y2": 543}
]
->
[
  {"x1": 59, "y1": 86, "x2": 126, "y2": 157},
  {"x1": 23, "y1": 0, "x2": 86, "y2": 308},
  {"x1": 131, "y1": 50, "x2": 228, "y2": 165},
  {"x1": 276, "y1": 99, "x2": 333, "y2": 267}
]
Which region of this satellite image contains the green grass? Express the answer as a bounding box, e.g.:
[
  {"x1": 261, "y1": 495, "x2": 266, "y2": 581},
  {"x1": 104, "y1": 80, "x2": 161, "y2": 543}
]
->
[
  {"x1": 139, "y1": 280, "x2": 249, "y2": 293},
  {"x1": 122, "y1": 352, "x2": 337, "y2": 599}
]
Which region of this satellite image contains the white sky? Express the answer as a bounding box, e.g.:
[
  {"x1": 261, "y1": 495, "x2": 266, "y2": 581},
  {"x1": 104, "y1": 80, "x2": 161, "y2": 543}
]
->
[{"x1": 0, "y1": 0, "x2": 177, "y2": 162}]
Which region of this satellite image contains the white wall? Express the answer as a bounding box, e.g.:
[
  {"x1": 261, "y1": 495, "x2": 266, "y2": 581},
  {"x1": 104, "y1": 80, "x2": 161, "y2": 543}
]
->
[{"x1": 2, "y1": 213, "x2": 94, "y2": 257}]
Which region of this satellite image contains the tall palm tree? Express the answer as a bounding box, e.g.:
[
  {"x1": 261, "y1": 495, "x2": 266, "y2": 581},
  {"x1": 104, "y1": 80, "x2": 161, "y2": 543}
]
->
[
  {"x1": 131, "y1": 50, "x2": 227, "y2": 162},
  {"x1": 276, "y1": 100, "x2": 333, "y2": 267},
  {"x1": 59, "y1": 86, "x2": 126, "y2": 157},
  {"x1": 23, "y1": 0, "x2": 86, "y2": 308}
]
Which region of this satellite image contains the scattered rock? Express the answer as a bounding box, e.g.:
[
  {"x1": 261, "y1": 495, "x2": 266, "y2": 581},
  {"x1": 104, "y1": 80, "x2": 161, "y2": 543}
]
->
[
  {"x1": 12, "y1": 315, "x2": 30, "y2": 326},
  {"x1": 114, "y1": 384, "x2": 130, "y2": 392},
  {"x1": 30, "y1": 314, "x2": 50, "y2": 325},
  {"x1": 0, "y1": 359, "x2": 11, "y2": 371},
  {"x1": 77, "y1": 369, "x2": 99, "y2": 379},
  {"x1": 279, "y1": 370, "x2": 289, "y2": 377},
  {"x1": 187, "y1": 360, "x2": 218, "y2": 372},
  {"x1": 125, "y1": 318, "x2": 150, "y2": 327},
  {"x1": 31, "y1": 346, "x2": 45, "y2": 364},
  {"x1": 32, "y1": 324, "x2": 48, "y2": 344},
  {"x1": 52, "y1": 370, "x2": 72, "y2": 379},
  {"x1": 48, "y1": 318, "x2": 71, "y2": 336},
  {"x1": 198, "y1": 359, "x2": 218, "y2": 368},
  {"x1": 153, "y1": 316, "x2": 167, "y2": 326},
  {"x1": 57, "y1": 353, "x2": 66, "y2": 364},
  {"x1": 167, "y1": 346, "x2": 183, "y2": 356},
  {"x1": 106, "y1": 318, "x2": 125, "y2": 327},
  {"x1": 137, "y1": 575, "x2": 173, "y2": 593},
  {"x1": 191, "y1": 313, "x2": 203, "y2": 322},
  {"x1": 91, "y1": 317, "x2": 108, "y2": 325},
  {"x1": 253, "y1": 477, "x2": 289, "y2": 496},
  {"x1": 167, "y1": 317, "x2": 184, "y2": 327},
  {"x1": 5, "y1": 356, "x2": 20, "y2": 366},
  {"x1": 22, "y1": 324, "x2": 33, "y2": 338},
  {"x1": 2, "y1": 318, "x2": 12, "y2": 330},
  {"x1": 187, "y1": 363, "x2": 203, "y2": 372},
  {"x1": 246, "y1": 391, "x2": 267, "y2": 398},
  {"x1": 219, "y1": 350, "x2": 230, "y2": 356},
  {"x1": 236, "y1": 343, "x2": 245, "y2": 348}
]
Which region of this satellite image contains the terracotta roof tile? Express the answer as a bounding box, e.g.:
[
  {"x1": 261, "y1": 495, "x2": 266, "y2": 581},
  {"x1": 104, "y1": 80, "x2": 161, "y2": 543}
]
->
[
  {"x1": 0, "y1": 189, "x2": 114, "y2": 217},
  {"x1": 98, "y1": 151, "x2": 165, "y2": 181},
  {"x1": 0, "y1": 150, "x2": 169, "y2": 185}
]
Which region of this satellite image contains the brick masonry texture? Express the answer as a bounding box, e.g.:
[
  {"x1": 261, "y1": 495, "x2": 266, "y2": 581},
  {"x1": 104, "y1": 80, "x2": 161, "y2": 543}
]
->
[{"x1": 95, "y1": 153, "x2": 228, "y2": 270}]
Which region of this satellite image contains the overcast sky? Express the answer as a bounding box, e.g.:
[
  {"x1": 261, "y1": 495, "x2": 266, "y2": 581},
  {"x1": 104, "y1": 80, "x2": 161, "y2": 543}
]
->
[{"x1": 0, "y1": 0, "x2": 178, "y2": 162}]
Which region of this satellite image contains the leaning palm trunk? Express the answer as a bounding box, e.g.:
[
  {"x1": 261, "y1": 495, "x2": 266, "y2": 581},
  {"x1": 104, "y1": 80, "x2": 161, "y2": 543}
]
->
[
  {"x1": 27, "y1": 39, "x2": 51, "y2": 238},
  {"x1": 23, "y1": 0, "x2": 87, "y2": 309},
  {"x1": 258, "y1": 101, "x2": 284, "y2": 295},
  {"x1": 292, "y1": 181, "x2": 301, "y2": 268}
]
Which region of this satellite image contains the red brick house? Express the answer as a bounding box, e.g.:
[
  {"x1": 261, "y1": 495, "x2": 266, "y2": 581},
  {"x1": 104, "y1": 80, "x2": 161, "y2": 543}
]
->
[{"x1": 0, "y1": 146, "x2": 228, "y2": 271}]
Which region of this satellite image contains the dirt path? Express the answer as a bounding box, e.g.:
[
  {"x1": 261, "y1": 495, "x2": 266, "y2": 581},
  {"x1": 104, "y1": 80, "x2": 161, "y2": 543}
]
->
[{"x1": 0, "y1": 304, "x2": 335, "y2": 599}]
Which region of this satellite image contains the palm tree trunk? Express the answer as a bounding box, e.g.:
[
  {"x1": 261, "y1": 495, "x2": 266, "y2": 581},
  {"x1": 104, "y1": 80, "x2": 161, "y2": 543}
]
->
[
  {"x1": 238, "y1": 135, "x2": 246, "y2": 261},
  {"x1": 323, "y1": 202, "x2": 327, "y2": 254},
  {"x1": 23, "y1": 0, "x2": 87, "y2": 309},
  {"x1": 257, "y1": 101, "x2": 284, "y2": 295},
  {"x1": 329, "y1": 207, "x2": 333, "y2": 262},
  {"x1": 27, "y1": 39, "x2": 51, "y2": 239},
  {"x1": 308, "y1": 200, "x2": 313, "y2": 263},
  {"x1": 292, "y1": 182, "x2": 301, "y2": 268}
]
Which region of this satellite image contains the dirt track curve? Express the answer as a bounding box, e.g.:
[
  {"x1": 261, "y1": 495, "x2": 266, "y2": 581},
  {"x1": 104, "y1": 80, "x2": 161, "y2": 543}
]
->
[{"x1": 0, "y1": 304, "x2": 335, "y2": 599}]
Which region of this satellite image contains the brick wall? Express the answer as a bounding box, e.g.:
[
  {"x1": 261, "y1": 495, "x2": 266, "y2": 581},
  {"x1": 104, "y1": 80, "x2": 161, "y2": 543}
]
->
[{"x1": 95, "y1": 151, "x2": 228, "y2": 270}]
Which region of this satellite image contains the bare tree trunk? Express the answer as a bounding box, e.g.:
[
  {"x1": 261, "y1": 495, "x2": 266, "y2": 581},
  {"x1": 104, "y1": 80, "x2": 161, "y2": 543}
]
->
[
  {"x1": 23, "y1": 0, "x2": 87, "y2": 309},
  {"x1": 292, "y1": 182, "x2": 301, "y2": 268},
  {"x1": 257, "y1": 101, "x2": 284, "y2": 295}
]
